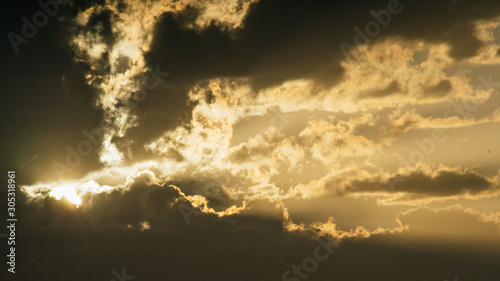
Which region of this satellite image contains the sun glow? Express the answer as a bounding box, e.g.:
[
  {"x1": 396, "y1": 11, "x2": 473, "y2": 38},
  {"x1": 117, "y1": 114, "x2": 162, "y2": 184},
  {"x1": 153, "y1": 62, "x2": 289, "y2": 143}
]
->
[{"x1": 49, "y1": 186, "x2": 82, "y2": 206}]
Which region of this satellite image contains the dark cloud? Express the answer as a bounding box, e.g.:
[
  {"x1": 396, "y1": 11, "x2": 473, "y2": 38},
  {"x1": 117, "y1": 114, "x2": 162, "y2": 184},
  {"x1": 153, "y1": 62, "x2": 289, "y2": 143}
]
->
[
  {"x1": 423, "y1": 79, "x2": 453, "y2": 97},
  {"x1": 345, "y1": 169, "x2": 494, "y2": 197},
  {"x1": 0, "y1": 175, "x2": 317, "y2": 280},
  {"x1": 146, "y1": 0, "x2": 500, "y2": 91},
  {"x1": 111, "y1": 78, "x2": 195, "y2": 166},
  {"x1": 11, "y1": 172, "x2": 285, "y2": 234},
  {"x1": 360, "y1": 80, "x2": 402, "y2": 98},
  {"x1": 2, "y1": 179, "x2": 500, "y2": 280},
  {"x1": 168, "y1": 177, "x2": 239, "y2": 212}
]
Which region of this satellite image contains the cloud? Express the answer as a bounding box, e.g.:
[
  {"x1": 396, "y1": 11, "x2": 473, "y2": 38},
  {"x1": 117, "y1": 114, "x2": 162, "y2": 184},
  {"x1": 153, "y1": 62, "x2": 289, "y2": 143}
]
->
[
  {"x1": 286, "y1": 165, "x2": 499, "y2": 204},
  {"x1": 380, "y1": 103, "x2": 500, "y2": 140},
  {"x1": 20, "y1": 168, "x2": 407, "y2": 241},
  {"x1": 6, "y1": 177, "x2": 500, "y2": 280},
  {"x1": 423, "y1": 79, "x2": 453, "y2": 97},
  {"x1": 348, "y1": 167, "x2": 500, "y2": 205},
  {"x1": 299, "y1": 118, "x2": 378, "y2": 168},
  {"x1": 359, "y1": 80, "x2": 403, "y2": 98},
  {"x1": 68, "y1": 0, "x2": 261, "y2": 169},
  {"x1": 228, "y1": 128, "x2": 305, "y2": 173},
  {"x1": 148, "y1": 0, "x2": 500, "y2": 91}
]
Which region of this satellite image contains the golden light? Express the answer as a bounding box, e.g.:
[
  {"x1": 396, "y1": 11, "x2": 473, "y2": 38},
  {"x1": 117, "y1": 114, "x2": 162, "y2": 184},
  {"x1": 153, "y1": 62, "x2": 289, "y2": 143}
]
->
[{"x1": 49, "y1": 185, "x2": 82, "y2": 206}]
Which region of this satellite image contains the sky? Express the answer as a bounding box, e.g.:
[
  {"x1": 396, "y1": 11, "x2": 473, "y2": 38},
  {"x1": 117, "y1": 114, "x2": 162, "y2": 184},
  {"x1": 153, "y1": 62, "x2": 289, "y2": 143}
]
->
[{"x1": 1, "y1": 0, "x2": 500, "y2": 280}]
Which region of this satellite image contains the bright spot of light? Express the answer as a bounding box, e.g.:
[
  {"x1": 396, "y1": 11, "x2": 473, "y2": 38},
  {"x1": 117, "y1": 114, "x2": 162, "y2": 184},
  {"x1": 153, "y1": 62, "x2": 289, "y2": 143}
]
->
[{"x1": 49, "y1": 186, "x2": 82, "y2": 206}]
